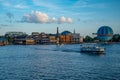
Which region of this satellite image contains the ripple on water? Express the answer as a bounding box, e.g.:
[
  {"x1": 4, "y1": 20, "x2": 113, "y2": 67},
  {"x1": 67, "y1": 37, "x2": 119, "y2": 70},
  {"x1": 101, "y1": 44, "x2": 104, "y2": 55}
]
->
[{"x1": 0, "y1": 44, "x2": 120, "y2": 80}]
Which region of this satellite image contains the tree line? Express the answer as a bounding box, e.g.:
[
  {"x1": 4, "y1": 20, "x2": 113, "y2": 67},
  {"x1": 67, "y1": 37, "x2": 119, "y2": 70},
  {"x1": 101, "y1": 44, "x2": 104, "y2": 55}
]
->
[{"x1": 84, "y1": 34, "x2": 120, "y2": 42}]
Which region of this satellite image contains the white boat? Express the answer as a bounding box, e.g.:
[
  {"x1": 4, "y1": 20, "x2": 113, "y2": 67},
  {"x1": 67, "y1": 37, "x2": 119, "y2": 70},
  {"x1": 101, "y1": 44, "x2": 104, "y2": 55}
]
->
[{"x1": 80, "y1": 43, "x2": 105, "y2": 53}]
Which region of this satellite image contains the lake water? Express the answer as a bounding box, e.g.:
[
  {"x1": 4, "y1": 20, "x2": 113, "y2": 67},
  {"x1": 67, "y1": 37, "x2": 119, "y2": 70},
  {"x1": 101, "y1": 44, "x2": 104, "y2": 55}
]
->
[{"x1": 0, "y1": 44, "x2": 120, "y2": 80}]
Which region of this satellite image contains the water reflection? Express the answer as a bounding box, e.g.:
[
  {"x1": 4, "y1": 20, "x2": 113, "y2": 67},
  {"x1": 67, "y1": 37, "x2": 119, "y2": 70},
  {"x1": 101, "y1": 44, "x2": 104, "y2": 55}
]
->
[{"x1": 80, "y1": 52, "x2": 105, "y2": 57}]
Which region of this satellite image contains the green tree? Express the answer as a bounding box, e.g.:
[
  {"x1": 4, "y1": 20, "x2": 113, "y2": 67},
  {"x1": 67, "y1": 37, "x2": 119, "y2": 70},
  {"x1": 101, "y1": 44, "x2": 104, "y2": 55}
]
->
[
  {"x1": 84, "y1": 35, "x2": 93, "y2": 42},
  {"x1": 0, "y1": 35, "x2": 4, "y2": 38},
  {"x1": 7, "y1": 37, "x2": 13, "y2": 44},
  {"x1": 111, "y1": 34, "x2": 120, "y2": 42}
]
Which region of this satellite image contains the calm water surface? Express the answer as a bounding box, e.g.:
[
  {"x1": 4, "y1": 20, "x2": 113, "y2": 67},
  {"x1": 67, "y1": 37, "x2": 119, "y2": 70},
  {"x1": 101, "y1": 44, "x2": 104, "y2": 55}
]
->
[{"x1": 0, "y1": 44, "x2": 120, "y2": 80}]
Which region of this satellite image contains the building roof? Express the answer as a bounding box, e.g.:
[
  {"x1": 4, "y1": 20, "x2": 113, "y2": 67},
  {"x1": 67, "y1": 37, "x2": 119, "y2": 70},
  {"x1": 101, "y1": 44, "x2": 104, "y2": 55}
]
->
[
  {"x1": 32, "y1": 32, "x2": 39, "y2": 35},
  {"x1": 61, "y1": 31, "x2": 72, "y2": 35}
]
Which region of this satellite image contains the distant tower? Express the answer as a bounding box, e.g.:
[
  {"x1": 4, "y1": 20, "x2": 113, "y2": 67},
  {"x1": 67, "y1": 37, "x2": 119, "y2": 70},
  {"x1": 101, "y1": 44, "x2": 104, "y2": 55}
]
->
[
  {"x1": 57, "y1": 27, "x2": 59, "y2": 37},
  {"x1": 56, "y1": 27, "x2": 59, "y2": 44},
  {"x1": 73, "y1": 28, "x2": 75, "y2": 34}
]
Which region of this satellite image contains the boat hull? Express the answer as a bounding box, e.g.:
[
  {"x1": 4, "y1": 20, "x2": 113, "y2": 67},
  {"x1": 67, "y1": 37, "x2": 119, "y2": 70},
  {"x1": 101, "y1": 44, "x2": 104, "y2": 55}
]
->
[{"x1": 81, "y1": 50, "x2": 104, "y2": 54}]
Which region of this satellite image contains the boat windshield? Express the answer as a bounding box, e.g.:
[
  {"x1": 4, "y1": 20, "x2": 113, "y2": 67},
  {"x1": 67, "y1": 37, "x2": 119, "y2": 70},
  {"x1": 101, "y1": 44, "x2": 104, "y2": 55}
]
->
[{"x1": 81, "y1": 43, "x2": 100, "y2": 47}]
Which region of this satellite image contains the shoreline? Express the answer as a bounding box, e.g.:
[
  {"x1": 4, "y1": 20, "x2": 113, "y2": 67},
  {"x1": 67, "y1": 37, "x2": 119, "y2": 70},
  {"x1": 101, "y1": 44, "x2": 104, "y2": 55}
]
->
[{"x1": 0, "y1": 42, "x2": 120, "y2": 46}]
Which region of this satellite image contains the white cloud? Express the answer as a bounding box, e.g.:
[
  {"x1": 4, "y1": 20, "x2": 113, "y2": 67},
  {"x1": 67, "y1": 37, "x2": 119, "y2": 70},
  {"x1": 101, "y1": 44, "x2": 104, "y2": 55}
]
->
[
  {"x1": 23, "y1": 11, "x2": 49, "y2": 23},
  {"x1": 58, "y1": 16, "x2": 73, "y2": 24},
  {"x1": 47, "y1": 17, "x2": 57, "y2": 23},
  {"x1": 58, "y1": 16, "x2": 66, "y2": 23},
  {"x1": 22, "y1": 11, "x2": 73, "y2": 24},
  {"x1": 67, "y1": 18, "x2": 73, "y2": 23}
]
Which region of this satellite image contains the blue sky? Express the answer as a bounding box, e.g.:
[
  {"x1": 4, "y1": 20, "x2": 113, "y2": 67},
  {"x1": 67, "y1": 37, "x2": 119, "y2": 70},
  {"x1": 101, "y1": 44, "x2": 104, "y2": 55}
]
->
[{"x1": 0, "y1": 0, "x2": 120, "y2": 36}]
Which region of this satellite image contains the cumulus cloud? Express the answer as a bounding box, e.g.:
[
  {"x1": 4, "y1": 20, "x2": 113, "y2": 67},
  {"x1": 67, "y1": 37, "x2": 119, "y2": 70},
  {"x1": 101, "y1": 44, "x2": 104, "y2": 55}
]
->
[
  {"x1": 58, "y1": 16, "x2": 66, "y2": 23},
  {"x1": 23, "y1": 11, "x2": 49, "y2": 23},
  {"x1": 67, "y1": 18, "x2": 73, "y2": 23},
  {"x1": 58, "y1": 16, "x2": 72, "y2": 24},
  {"x1": 22, "y1": 11, "x2": 73, "y2": 24},
  {"x1": 47, "y1": 17, "x2": 57, "y2": 23}
]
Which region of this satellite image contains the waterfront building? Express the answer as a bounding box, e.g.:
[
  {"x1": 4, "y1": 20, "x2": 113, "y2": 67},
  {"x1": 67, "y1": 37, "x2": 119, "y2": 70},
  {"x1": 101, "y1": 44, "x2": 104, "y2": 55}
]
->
[
  {"x1": 71, "y1": 29, "x2": 83, "y2": 43},
  {"x1": 31, "y1": 32, "x2": 40, "y2": 44},
  {"x1": 25, "y1": 38, "x2": 35, "y2": 45},
  {"x1": 13, "y1": 34, "x2": 35, "y2": 45},
  {"x1": 59, "y1": 30, "x2": 83, "y2": 44},
  {"x1": 32, "y1": 32, "x2": 39, "y2": 36},
  {"x1": 71, "y1": 33, "x2": 80, "y2": 44},
  {"x1": 39, "y1": 32, "x2": 49, "y2": 44},
  {"x1": 0, "y1": 38, "x2": 8, "y2": 46},
  {"x1": 13, "y1": 36, "x2": 35, "y2": 45},
  {"x1": 59, "y1": 31, "x2": 72, "y2": 44},
  {"x1": 49, "y1": 34, "x2": 56, "y2": 44},
  {"x1": 80, "y1": 36, "x2": 83, "y2": 43},
  {"x1": 59, "y1": 35, "x2": 71, "y2": 44},
  {"x1": 4, "y1": 28, "x2": 83, "y2": 45},
  {"x1": 13, "y1": 36, "x2": 26, "y2": 45}
]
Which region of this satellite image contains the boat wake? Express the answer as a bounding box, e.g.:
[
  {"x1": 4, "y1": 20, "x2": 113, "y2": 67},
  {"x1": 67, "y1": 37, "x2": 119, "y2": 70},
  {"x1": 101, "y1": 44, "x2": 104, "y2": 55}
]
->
[
  {"x1": 33, "y1": 45, "x2": 80, "y2": 53},
  {"x1": 53, "y1": 45, "x2": 80, "y2": 53}
]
